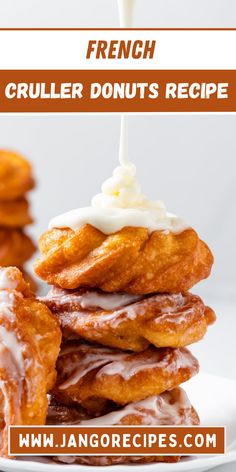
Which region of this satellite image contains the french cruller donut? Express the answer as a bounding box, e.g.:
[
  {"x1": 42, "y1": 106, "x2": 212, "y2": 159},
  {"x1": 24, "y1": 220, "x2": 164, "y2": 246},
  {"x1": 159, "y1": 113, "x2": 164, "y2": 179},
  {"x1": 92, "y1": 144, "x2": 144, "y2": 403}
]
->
[
  {"x1": 0, "y1": 267, "x2": 61, "y2": 457},
  {"x1": 48, "y1": 387, "x2": 200, "y2": 466},
  {"x1": 43, "y1": 287, "x2": 216, "y2": 351}
]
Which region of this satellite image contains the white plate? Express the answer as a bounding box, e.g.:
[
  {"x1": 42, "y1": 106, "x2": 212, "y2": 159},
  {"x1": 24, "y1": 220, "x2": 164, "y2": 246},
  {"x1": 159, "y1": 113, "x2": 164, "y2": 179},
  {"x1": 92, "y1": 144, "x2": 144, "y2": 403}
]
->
[{"x1": 0, "y1": 373, "x2": 236, "y2": 472}]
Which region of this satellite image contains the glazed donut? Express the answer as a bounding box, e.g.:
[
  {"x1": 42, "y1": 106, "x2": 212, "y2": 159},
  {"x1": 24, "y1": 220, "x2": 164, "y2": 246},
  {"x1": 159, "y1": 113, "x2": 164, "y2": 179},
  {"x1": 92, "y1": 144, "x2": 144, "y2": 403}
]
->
[
  {"x1": 52, "y1": 341, "x2": 199, "y2": 414},
  {"x1": 43, "y1": 288, "x2": 216, "y2": 351},
  {"x1": 0, "y1": 198, "x2": 32, "y2": 228},
  {"x1": 48, "y1": 387, "x2": 199, "y2": 466},
  {"x1": 0, "y1": 267, "x2": 61, "y2": 457},
  {"x1": 0, "y1": 228, "x2": 35, "y2": 266},
  {"x1": 0, "y1": 150, "x2": 34, "y2": 201},
  {"x1": 34, "y1": 225, "x2": 213, "y2": 294}
]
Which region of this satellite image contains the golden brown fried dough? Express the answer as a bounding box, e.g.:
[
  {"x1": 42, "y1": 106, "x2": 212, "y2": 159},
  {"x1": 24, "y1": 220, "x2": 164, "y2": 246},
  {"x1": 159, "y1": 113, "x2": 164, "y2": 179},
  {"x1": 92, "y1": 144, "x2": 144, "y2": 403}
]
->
[
  {"x1": 52, "y1": 342, "x2": 199, "y2": 414},
  {"x1": 0, "y1": 228, "x2": 35, "y2": 266},
  {"x1": 21, "y1": 269, "x2": 38, "y2": 294},
  {"x1": 0, "y1": 267, "x2": 61, "y2": 457},
  {"x1": 0, "y1": 198, "x2": 33, "y2": 228},
  {"x1": 34, "y1": 225, "x2": 213, "y2": 294},
  {"x1": 49, "y1": 388, "x2": 199, "y2": 466},
  {"x1": 0, "y1": 150, "x2": 34, "y2": 201},
  {"x1": 43, "y1": 288, "x2": 216, "y2": 351}
]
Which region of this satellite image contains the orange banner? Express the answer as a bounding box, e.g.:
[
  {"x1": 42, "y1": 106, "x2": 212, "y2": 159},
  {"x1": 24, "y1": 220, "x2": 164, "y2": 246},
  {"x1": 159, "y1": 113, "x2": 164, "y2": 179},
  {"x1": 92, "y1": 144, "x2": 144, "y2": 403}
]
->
[
  {"x1": 9, "y1": 426, "x2": 225, "y2": 456},
  {"x1": 0, "y1": 70, "x2": 235, "y2": 112}
]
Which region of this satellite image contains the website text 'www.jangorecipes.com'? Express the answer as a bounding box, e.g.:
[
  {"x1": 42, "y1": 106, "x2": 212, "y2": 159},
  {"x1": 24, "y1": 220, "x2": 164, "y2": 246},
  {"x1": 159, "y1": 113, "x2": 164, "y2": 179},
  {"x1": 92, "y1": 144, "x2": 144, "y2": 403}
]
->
[{"x1": 9, "y1": 426, "x2": 225, "y2": 456}]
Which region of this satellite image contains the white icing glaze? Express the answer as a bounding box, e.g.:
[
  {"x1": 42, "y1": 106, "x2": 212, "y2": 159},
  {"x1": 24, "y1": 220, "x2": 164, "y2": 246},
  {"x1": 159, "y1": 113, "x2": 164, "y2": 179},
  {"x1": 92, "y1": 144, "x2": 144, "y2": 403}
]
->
[
  {"x1": 0, "y1": 268, "x2": 17, "y2": 290},
  {"x1": 78, "y1": 291, "x2": 141, "y2": 310},
  {"x1": 49, "y1": 207, "x2": 187, "y2": 235},
  {"x1": 59, "y1": 345, "x2": 128, "y2": 390},
  {"x1": 0, "y1": 291, "x2": 18, "y2": 323},
  {"x1": 50, "y1": 289, "x2": 141, "y2": 311},
  {"x1": 0, "y1": 290, "x2": 26, "y2": 430},
  {"x1": 80, "y1": 389, "x2": 193, "y2": 426},
  {"x1": 118, "y1": 0, "x2": 135, "y2": 28},
  {"x1": 0, "y1": 326, "x2": 24, "y2": 374},
  {"x1": 49, "y1": 116, "x2": 188, "y2": 235},
  {"x1": 58, "y1": 343, "x2": 195, "y2": 390},
  {"x1": 0, "y1": 291, "x2": 25, "y2": 377},
  {"x1": 48, "y1": 291, "x2": 196, "y2": 335},
  {"x1": 70, "y1": 292, "x2": 187, "y2": 330},
  {"x1": 99, "y1": 355, "x2": 162, "y2": 379}
]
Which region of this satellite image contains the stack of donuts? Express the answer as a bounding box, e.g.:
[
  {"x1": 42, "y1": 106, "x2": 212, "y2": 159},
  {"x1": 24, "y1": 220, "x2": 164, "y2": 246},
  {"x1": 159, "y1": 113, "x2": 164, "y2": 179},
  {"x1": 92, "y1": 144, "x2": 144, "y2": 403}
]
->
[
  {"x1": 34, "y1": 222, "x2": 216, "y2": 465},
  {"x1": 0, "y1": 150, "x2": 35, "y2": 279}
]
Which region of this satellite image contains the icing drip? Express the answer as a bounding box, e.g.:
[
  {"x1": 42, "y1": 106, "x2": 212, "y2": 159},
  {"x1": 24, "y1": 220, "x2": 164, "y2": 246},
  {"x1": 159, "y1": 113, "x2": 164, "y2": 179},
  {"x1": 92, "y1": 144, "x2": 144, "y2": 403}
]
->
[
  {"x1": 44, "y1": 289, "x2": 198, "y2": 333},
  {"x1": 0, "y1": 291, "x2": 17, "y2": 322},
  {"x1": 74, "y1": 293, "x2": 187, "y2": 329},
  {"x1": 47, "y1": 288, "x2": 142, "y2": 311},
  {"x1": 80, "y1": 389, "x2": 194, "y2": 426},
  {"x1": 0, "y1": 290, "x2": 25, "y2": 429},
  {"x1": 58, "y1": 345, "x2": 128, "y2": 390},
  {"x1": 75, "y1": 291, "x2": 141, "y2": 310},
  {"x1": 49, "y1": 117, "x2": 188, "y2": 235},
  {"x1": 0, "y1": 327, "x2": 24, "y2": 374},
  {"x1": 118, "y1": 0, "x2": 135, "y2": 28},
  {"x1": 57, "y1": 343, "x2": 195, "y2": 390},
  {"x1": 0, "y1": 292, "x2": 24, "y2": 375},
  {"x1": 0, "y1": 268, "x2": 18, "y2": 290}
]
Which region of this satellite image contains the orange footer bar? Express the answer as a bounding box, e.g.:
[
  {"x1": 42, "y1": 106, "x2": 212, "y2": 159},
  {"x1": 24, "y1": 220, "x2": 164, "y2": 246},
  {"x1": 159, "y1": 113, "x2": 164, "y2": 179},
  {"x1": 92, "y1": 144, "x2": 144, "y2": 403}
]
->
[{"x1": 9, "y1": 426, "x2": 225, "y2": 456}]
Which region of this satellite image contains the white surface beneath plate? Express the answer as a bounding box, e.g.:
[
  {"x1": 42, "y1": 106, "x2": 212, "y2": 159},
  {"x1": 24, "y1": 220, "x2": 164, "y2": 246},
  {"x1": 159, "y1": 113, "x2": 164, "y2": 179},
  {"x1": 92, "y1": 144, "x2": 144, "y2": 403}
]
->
[{"x1": 0, "y1": 372, "x2": 236, "y2": 472}]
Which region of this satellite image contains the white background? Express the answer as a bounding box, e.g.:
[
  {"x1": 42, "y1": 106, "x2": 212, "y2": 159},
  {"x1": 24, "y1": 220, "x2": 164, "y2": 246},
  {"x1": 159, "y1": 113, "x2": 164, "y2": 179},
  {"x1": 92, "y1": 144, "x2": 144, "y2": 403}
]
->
[
  {"x1": 0, "y1": 2, "x2": 235, "y2": 471},
  {"x1": 0, "y1": 0, "x2": 235, "y2": 28}
]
